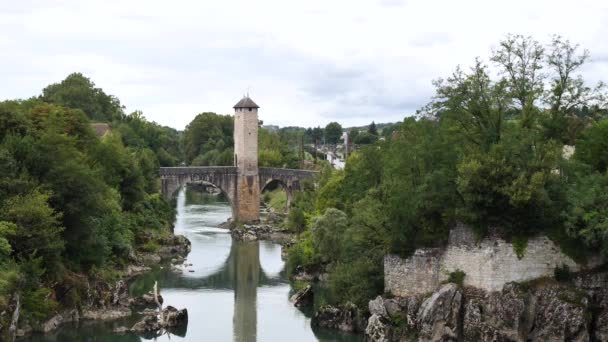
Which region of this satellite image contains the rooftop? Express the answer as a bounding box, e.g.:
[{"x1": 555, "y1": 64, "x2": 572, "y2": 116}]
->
[{"x1": 233, "y1": 96, "x2": 259, "y2": 109}]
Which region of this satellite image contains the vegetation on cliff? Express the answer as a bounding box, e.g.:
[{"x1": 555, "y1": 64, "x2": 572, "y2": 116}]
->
[
  {"x1": 0, "y1": 74, "x2": 178, "y2": 329},
  {"x1": 287, "y1": 35, "x2": 608, "y2": 309}
]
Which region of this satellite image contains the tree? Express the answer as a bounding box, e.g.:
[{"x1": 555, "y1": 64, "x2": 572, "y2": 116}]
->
[
  {"x1": 182, "y1": 112, "x2": 233, "y2": 164},
  {"x1": 575, "y1": 119, "x2": 608, "y2": 173},
  {"x1": 311, "y1": 208, "x2": 349, "y2": 263},
  {"x1": 431, "y1": 59, "x2": 509, "y2": 150},
  {"x1": 1, "y1": 190, "x2": 64, "y2": 270},
  {"x1": 311, "y1": 126, "x2": 324, "y2": 162},
  {"x1": 491, "y1": 34, "x2": 544, "y2": 126},
  {"x1": 367, "y1": 121, "x2": 378, "y2": 136},
  {"x1": 543, "y1": 36, "x2": 607, "y2": 142},
  {"x1": 324, "y1": 122, "x2": 342, "y2": 145},
  {"x1": 41, "y1": 73, "x2": 124, "y2": 122},
  {"x1": 353, "y1": 132, "x2": 378, "y2": 145}
]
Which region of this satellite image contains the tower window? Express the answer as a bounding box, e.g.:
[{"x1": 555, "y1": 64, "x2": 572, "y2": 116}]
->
[{"x1": 248, "y1": 108, "x2": 252, "y2": 111}]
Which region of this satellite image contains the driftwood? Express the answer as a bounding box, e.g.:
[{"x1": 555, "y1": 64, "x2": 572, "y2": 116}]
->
[
  {"x1": 8, "y1": 293, "x2": 20, "y2": 342},
  {"x1": 153, "y1": 281, "x2": 164, "y2": 326}
]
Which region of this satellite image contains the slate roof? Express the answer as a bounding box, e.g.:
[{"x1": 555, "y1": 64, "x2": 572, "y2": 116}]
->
[{"x1": 233, "y1": 96, "x2": 259, "y2": 109}]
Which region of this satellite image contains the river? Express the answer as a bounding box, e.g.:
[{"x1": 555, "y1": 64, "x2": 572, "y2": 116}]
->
[{"x1": 23, "y1": 188, "x2": 362, "y2": 342}]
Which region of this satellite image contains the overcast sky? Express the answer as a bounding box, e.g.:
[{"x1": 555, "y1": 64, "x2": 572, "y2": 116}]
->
[{"x1": 1, "y1": 0, "x2": 608, "y2": 129}]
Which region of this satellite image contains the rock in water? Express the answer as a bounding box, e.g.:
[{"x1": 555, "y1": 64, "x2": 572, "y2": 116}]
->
[
  {"x1": 290, "y1": 285, "x2": 313, "y2": 308},
  {"x1": 312, "y1": 303, "x2": 363, "y2": 332},
  {"x1": 131, "y1": 292, "x2": 164, "y2": 307},
  {"x1": 130, "y1": 306, "x2": 188, "y2": 334},
  {"x1": 163, "y1": 306, "x2": 188, "y2": 327}
]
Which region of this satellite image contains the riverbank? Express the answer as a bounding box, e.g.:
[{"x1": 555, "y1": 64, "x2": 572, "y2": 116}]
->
[{"x1": 11, "y1": 234, "x2": 192, "y2": 340}]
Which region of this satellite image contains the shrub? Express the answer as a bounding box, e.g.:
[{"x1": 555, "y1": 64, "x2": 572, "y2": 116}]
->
[
  {"x1": 141, "y1": 241, "x2": 160, "y2": 253},
  {"x1": 447, "y1": 269, "x2": 466, "y2": 287},
  {"x1": 512, "y1": 235, "x2": 528, "y2": 259}
]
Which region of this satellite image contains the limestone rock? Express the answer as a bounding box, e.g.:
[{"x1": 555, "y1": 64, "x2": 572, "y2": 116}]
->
[
  {"x1": 163, "y1": 305, "x2": 188, "y2": 327},
  {"x1": 138, "y1": 253, "x2": 161, "y2": 265},
  {"x1": 41, "y1": 310, "x2": 79, "y2": 333},
  {"x1": 130, "y1": 306, "x2": 188, "y2": 333},
  {"x1": 81, "y1": 307, "x2": 132, "y2": 320},
  {"x1": 290, "y1": 285, "x2": 313, "y2": 308},
  {"x1": 416, "y1": 283, "x2": 462, "y2": 341},
  {"x1": 365, "y1": 314, "x2": 389, "y2": 342},
  {"x1": 131, "y1": 292, "x2": 164, "y2": 307},
  {"x1": 369, "y1": 296, "x2": 388, "y2": 318},
  {"x1": 312, "y1": 303, "x2": 361, "y2": 333},
  {"x1": 594, "y1": 289, "x2": 608, "y2": 342},
  {"x1": 112, "y1": 280, "x2": 130, "y2": 306},
  {"x1": 462, "y1": 283, "x2": 530, "y2": 341}
]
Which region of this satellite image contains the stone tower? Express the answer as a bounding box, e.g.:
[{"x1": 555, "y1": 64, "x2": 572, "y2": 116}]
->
[{"x1": 233, "y1": 96, "x2": 260, "y2": 222}]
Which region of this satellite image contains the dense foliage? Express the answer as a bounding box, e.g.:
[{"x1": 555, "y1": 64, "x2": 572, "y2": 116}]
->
[
  {"x1": 0, "y1": 74, "x2": 178, "y2": 326},
  {"x1": 287, "y1": 35, "x2": 608, "y2": 310}
]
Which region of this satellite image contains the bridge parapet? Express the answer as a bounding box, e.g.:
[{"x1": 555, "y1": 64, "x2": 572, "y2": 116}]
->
[
  {"x1": 259, "y1": 167, "x2": 319, "y2": 178},
  {"x1": 160, "y1": 166, "x2": 237, "y2": 176}
]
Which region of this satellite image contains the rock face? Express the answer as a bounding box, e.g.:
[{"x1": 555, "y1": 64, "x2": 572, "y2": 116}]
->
[
  {"x1": 365, "y1": 273, "x2": 608, "y2": 342},
  {"x1": 290, "y1": 285, "x2": 313, "y2": 308},
  {"x1": 416, "y1": 284, "x2": 462, "y2": 341},
  {"x1": 312, "y1": 303, "x2": 365, "y2": 333}
]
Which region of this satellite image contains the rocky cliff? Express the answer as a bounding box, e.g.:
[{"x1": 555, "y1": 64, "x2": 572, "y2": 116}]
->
[{"x1": 365, "y1": 271, "x2": 608, "y2": 342}]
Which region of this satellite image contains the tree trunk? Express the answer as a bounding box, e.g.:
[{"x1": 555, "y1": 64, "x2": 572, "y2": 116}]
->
[
  {"x1": 8, "y1": 293, "x2": 20, "y2": 342},
  {"x1": 154, "y1": 281, "x2": 164, "y2": 325}
]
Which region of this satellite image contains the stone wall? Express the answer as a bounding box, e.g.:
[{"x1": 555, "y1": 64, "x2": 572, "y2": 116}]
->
[{"x1": 385, "y1": 224, "x2": 596, "y2": 296}]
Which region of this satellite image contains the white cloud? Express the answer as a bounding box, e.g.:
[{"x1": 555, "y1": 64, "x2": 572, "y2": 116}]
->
[{"x1": 1, "y1": 0, "x2": 607, "y2": 129}]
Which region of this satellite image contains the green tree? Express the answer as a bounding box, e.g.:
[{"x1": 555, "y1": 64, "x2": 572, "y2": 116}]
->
[
  {"x1": 324, "y1": 122, "x2": 343, "y2": 145},
  {"x1": 490, "y1": 34, "x2": 544, "y2": 126},
  {"x1": 430, "y1": 60, "x2": 509, "y2": 151},
  {"x1": 1, "y1": 190, "x2": 64, "y2": 270},
  {"x1": 575, "y1": 119, "x2": 608, "y2": 173},
  {"x1": 41, "y1": 73, "x2": 124, "y2": 122},
  {"x1": 311, "y1": 209, "x2": 349, "y2": 263},
  {"x1": 367, "y1": 121, "x2": 378, "y2": 136},
  {"x1": 182, "y1": 112, "x2": 233, "y2": 164}
]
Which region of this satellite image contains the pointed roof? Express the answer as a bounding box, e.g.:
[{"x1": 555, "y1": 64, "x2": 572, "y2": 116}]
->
[{"x1": 233, "y1": 96, "x2": 259, "y2": 109}]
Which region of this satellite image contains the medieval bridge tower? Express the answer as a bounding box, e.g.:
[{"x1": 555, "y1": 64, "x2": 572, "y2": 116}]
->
[
  {"x1": 233, "y1": 96, "x2": 261, "y2": 221},
  {"x1": 160, "y1": 96, "x2": 317, "y2": 223}
]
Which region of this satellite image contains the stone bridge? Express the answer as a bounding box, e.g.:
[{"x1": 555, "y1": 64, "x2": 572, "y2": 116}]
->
[
  {"x1": 160, "y1": 96, "x2": 319, "y2": 222},
  {"x1": 160, "y1": 166, "x2": 317, "y2": 219}
]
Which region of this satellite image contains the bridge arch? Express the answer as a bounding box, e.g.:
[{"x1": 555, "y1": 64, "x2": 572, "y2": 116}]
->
[
  {"x1": 161, "y1": 167, "x2": 238, "y2": 216},
  {"x1": 160, "y1": 167, "x2": 318, "y2": 221},
  {"x1": 260, "y1": 179, "x2": 292, "y2": 213}
]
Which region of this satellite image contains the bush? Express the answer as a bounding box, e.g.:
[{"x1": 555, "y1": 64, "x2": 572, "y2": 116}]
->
[
  {"x1": 141, "y1": 241, "x2": 160, "y2": 253},
  {"x1": 286, "y1": 207, "x2": 306, "y2": 233},
  {"x1": 328, "y1": 257, "x2": 383, "y2": 309},
  {"x1": 512, "y1": 236, "x2": 528, "y2": 260},
  {"x1": 447, "y1": 269, "x2": 466, "y2": 287},
  {"x1": 286, "y1": 231, "x2": 317, "y2": 275}
]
